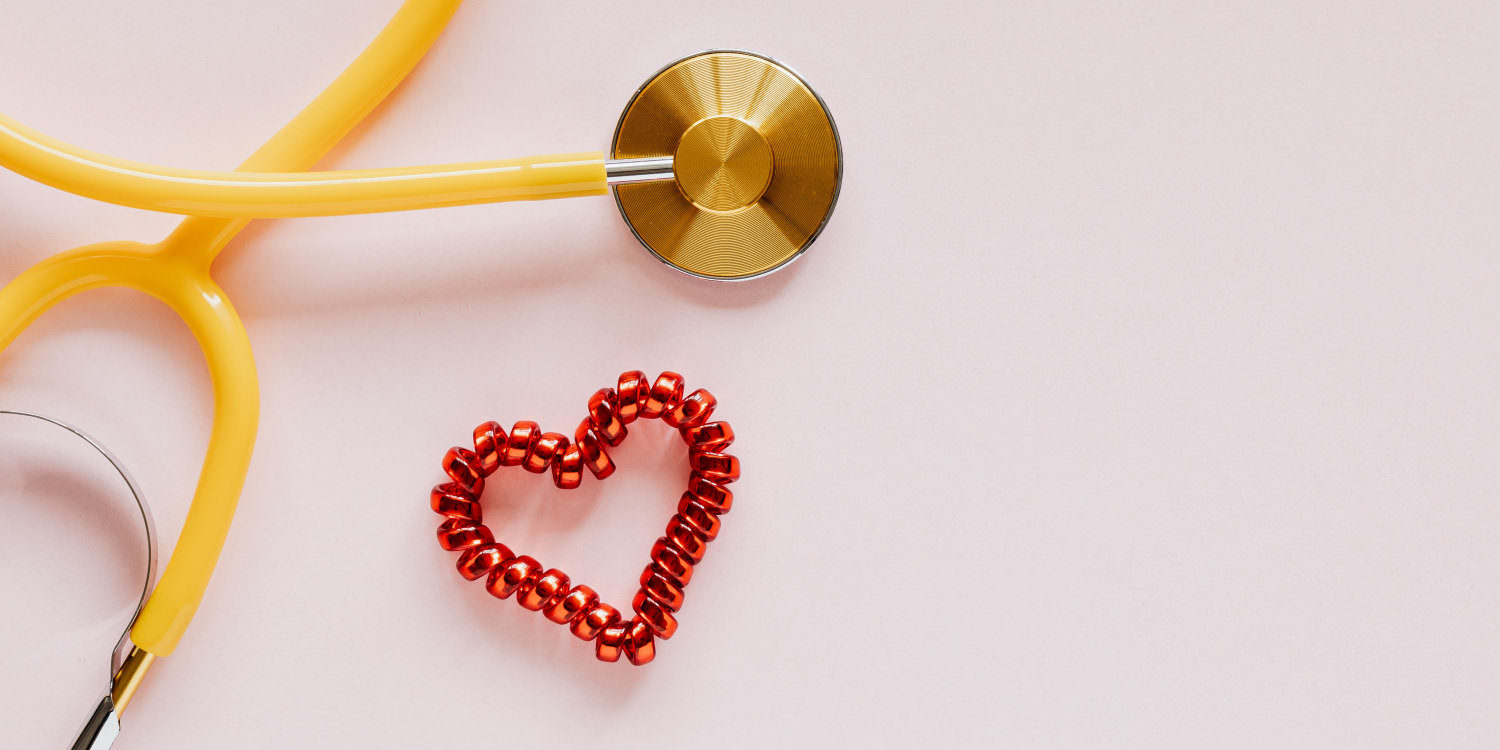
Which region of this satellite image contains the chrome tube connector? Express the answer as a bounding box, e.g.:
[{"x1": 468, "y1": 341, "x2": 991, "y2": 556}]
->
[
  {"x1": 605, "y1": 156, "x2": 675, "y2": 185},
  {"x1": 69, "y1": 646, "x2": 155, "y2": 750},
  {"x1": 70, "y1": 694, "x2": 119, "y2": 750}
]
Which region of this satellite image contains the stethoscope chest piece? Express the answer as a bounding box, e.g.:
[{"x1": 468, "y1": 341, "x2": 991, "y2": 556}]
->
[{"x1": 611, "y1": 50, "x2": 842, "y2": 281}]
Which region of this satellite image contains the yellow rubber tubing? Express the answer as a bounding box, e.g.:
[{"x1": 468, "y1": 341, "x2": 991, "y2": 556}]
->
[
  {"x1": 0, "y1": 113, "x2": 607, "y2": 217},
  {"x1": 0, "y1": 0, "x2": 464, "y2": 658}
]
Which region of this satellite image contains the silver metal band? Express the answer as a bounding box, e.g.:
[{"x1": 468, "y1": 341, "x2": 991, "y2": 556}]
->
[
  {"x1": 69, "y1": 694, "x2": 119, "y2": 750},
  {"x1": 0, "y1": 411, "x2": 157, "y2": 750},
  {"x1": 604, "y1": 156, "x2": 675, "y2": 185}
]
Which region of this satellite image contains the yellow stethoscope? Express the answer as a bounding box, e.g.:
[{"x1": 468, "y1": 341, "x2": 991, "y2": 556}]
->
[{"x1": 0, "y1": 1, "x2": 839, "y2": 746}]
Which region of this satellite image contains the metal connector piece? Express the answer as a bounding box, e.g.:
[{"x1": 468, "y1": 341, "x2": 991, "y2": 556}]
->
[
  {"x1": 111, "y1": 646, "x2": 156, "y2": 715},
  {"x1": 70, "y1": 694, "x2": 120, "y2": 750},
  {"x1": 605, "y1": 156, "x2": 675, "y2": 185},
  {"x1": 70, "y1": 647, "x2": 155, "y2": 750}
]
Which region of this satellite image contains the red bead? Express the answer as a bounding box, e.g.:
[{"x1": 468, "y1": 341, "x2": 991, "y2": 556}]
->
[
  {"x1": 456, "y1": 544, "x2": 511, "y2": 581},
  {"x1": 642, "y1": 372, "x2": 684, "y2": 419},
  {"x1": 650, "y1": 537, "x2": 695, "y2": 585},
  {"x1": 596, "y1": 622, "x2": 629, "y2": 662},
  {"x1": 436, "y1": 518, "x2": 493, "y2": 551},
  {"x1": 616, "y1": 370, "x2": 649, "y2": 424},
  {"x1": 633, "y1": 591, "x2": 679, "y2": 639},
  {"x1": 504, "y1": 421, "x2": 538, "y2": 466},
  {"x1": 624, "y1": 618, "x2": 656, "y2": 665},
  {"x1": 517, "y1": 568, "x2": 570, "y2": 611},
  {"x1": 472, "y1": 420, "x2": 504, "y2": 475},
  {"x1": 689, "y1": 451, "x2": 740, "y2": 483},
  {"x1": 546, "y1": 584, "x2": 599, "y2": 625},
  {"x1": 574, "y1": 418, "x2": 616, "y2": 479},
  {"x1": 431, "y1": 482, "x2": 482, "y2": 521},
  {"x1": 676, "y1": 496, "x2": 721, "y2": 540},
  {"x1": 664, "y1": 388, "x2": 716, "y2": 428},
  {"x1": 552, "y1": 444, "x2": 584, "y2": 489},
  {"x1": 587, "y1": 388, "x2": 627, "y2": 447},
  {"x1": 665, "y1": 516, "x2": 708, "y2": 563},
  {"x1": 639, "y1": 564, "x2": 685, "y2": 610},
  {"x1": 442, "y1": 447, "x2": 484, "y2": 492},
  {"x1": 681, "y1": 421, "x2": 734, "y2": 451},
  {"x1": 685, "y1": 476, "x2": 733, "y2": 514},
  {"x1": 573, "y1": 603, "x2": 621, "y2": 641},
  {"x1": 526, "y1": 432, "x2": 568, "y2": 473},
  {"x1": 486, "y1": 555, "x2": 541, "y2": 599}
]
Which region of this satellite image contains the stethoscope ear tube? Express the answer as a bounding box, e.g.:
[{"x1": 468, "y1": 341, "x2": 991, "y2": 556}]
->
[{"x1": 0, "y1": 411, "x2": 158, "y2": 750}]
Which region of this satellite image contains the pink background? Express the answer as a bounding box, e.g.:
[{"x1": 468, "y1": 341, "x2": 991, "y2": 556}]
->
[{"x1": 2, "y1": 1, "x2": 1498, "y2": 747}]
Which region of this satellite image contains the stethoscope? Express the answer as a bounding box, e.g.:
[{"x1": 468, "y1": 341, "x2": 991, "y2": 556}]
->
[{"x1": 0, "y1": 1, "x2": 840, "y2": 747}]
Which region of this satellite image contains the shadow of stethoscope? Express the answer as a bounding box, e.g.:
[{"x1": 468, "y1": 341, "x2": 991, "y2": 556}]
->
[{"x1": 204, "y1": 181, "x2": 803, "y2": 318}]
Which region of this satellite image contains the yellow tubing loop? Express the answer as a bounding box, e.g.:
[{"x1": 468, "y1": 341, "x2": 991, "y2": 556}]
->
[{"x1": 0, "y1": 0, "x2": 578, "y2": 659}]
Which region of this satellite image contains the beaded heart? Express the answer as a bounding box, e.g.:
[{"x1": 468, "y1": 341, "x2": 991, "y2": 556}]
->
[{"x1": 429, "y1": 370, "x2": 738, "y2": 665}]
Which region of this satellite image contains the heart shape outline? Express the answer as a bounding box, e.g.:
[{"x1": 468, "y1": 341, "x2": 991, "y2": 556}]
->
[{"x1": 428, "y1": 370, "x2": 738, "y2": 665}]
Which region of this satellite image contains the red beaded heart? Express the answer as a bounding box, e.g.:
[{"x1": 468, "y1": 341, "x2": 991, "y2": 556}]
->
[{"x1": 429, "y1": 370, "x2": 738, "y2": 665}]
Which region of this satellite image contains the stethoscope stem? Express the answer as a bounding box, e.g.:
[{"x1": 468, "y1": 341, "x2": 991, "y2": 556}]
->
[{"x1": 605, "y1": 156, "x2": 675, "y2": 185}]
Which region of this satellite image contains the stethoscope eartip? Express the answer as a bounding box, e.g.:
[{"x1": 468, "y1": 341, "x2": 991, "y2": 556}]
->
[{"x1": 611, "y1": 50, "x2": 842, "y2": 281}]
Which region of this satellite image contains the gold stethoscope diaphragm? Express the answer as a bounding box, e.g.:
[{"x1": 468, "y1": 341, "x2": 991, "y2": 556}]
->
[{"x1": 611, "y1": 50, "x2": 843, "y2": 281}]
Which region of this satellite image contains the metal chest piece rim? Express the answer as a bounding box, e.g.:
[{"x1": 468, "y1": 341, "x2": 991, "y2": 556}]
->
[{"x1": 610, "y1": 50, "x2": 844, "y2": 282}]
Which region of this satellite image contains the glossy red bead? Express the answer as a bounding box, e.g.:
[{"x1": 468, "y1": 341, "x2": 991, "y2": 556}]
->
[
  {"x1": 596, "y1": 622, "x2": 629, "y2": 662},
  {"x1": 552, "y1": 444, "x2": 584, "y2": 489},
  {"x1": 685, "y1": 476, "x2": 733, "y2": 514},
  {"x1": 546, "y1": 584, "x2": 599, "y2": 625},
  {"x1": 574, "y1": 418, "x2": 616, "y2": 479},
  {"x1": 472, "y1": 420, "x2": 505, "y2": 475},
  {"x1": 526, "y1": 432, "x2": 568, "y2": 473},
  {"x1": 639, "y1": 564, "x2": 685, "y2": 610},
  {"x1": 651, "y1": 537, "x2": 695, "y2": 584},
  {"x1": 665, "y1": 516, "x2": 708, "y2": 563},
  {"x1": 437, "y1": 518, "x2": 494, "y2": 551},
  {"x1": 664, "y1": 388, "x2": 716, "y2": 429},
  {"x1": 430, "y1": 482, "x2": 482, "y2": 520},
  {"x1": 689, "y1": 451, "x2": 740, "y2": 482},
  {"x1": 587, "y1": 388, "x2": 627, "y2": 447},
  {"x1": 633, "y1": 591, "x2": 679, "y2": 639},
  {"x1": 442, "y1": 447, "x2": 485, "y2": 492},
  {"x1": 456, "y1": 543, "x2": 511, "y2": 581},
  {"x1": 681, "y1": 421, "x2": 734, "y2": 451},
  {"x1": 485, "y1": 555, "x2": 541, "y2": 599},
  {"x1": 616, "y1": 370, "x2": 649, "y2": 424},
  {"x1": 624, "y1": 618, "x2": 657, "y2": 665},
  {"x1": 504, "y1": 421, "x2": 538, "y2": 466},
  {"x1": 676, "y1": 496, "x2": 721, "y2": 540},
  {"x1": 517, "y1": 568, "x2": 570, "y2": 611},
  {"x1": 642, "y1": 371, "x2": 684, "y2": 419},
  {"x1": 573, "y1": 603, "x2": 621, "y2": 641}
]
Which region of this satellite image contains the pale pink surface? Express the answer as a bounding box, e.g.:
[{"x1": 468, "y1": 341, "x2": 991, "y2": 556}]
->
[{"x1": 2, "y1": 1, "x2": 1499, "y2": 747}]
